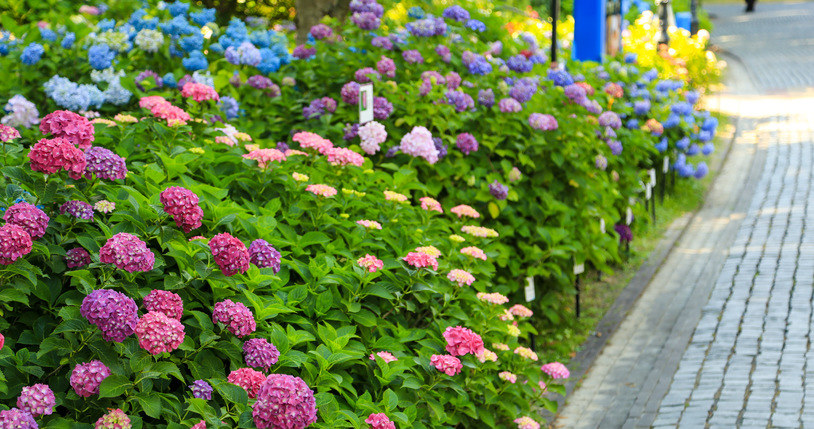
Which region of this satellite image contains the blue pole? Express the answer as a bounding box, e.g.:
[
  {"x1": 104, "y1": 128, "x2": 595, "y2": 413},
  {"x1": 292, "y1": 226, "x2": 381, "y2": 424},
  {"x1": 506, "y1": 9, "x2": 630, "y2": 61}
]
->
[{"x1": 573, "y1": 0, "x2": 607, "y2": 62}]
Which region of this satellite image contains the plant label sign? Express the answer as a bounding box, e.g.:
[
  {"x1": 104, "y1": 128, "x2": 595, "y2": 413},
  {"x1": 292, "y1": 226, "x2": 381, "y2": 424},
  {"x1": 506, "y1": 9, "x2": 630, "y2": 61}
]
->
[
  {"x1": 646, "y1": 183, "x2": 652, "y2": 200},
  {"x1": 524, "y1": 276, "x2": 535, "y2": 302},
  {"x1": 600, "y1": 218, "x2": 606, "y2": 233},
  {"x1": 626, "y1": 207, "x2": 633, "y2": 225},
  {"x1": 359, "y1": 83, "x2": 374, "y2": 124},
  {"x1": 663, "y1": 156, "x2": 670, "y2": 173},
  {"x1": 649, "y1": 168, "x2": 656, "y2": 186},
  {"x1": 574, "y1": 262, "x2": 585, "y2": 275}
]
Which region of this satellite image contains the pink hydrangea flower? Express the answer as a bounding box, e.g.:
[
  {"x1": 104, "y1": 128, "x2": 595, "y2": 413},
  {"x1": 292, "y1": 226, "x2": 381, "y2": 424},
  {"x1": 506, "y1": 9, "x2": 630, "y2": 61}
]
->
[
  {"x1": 181, "y1": 82, "x2": 220, "y2": 102},
  {"x1": 461, "y1": 225, "x2": 499, "y2": 238},
  {"x1": 64, "y1": 247, "x2": 90, "y2": 269},
  {"x1": 604, "y1": 82, "x2": 623, "y2": 98},
  {"x1": 95, "y1": 408, "x2": 131, "y2": 429},
  {"x1": 0, "y1": 224, "x2": 33, "y2": 265},
  {"x1": 100, "y1": 233, "x2": 155, "y2": 272},
  {"x1": 191, "y1": 420, "x2": 206, "y2": 429},
  {"x1": 377, "y1": 56, "x2": 396, "y2": 78},
  {"x1": 357, "y1": 254, "x2": 384, "y2": 273},
  {"x1": 28, "y1": 137, "x2": 87, "y2": 179},
  {"x1": 16, "y1": 384, "x2": 55, "y2": 417},
  {"x1": 143, "y1": 290, "x2": 183, "y2": 320},
  {"x1": 0, "y1": 408, "x2": 37, "y2": 428},
  {"x1": 3, "y1": 202, "x2": 48, "y2": 240},
  {"x1": 243, "y1": 149, "x2": 287, "y2": 168},
  {"x1": 430, "y1": 354, "x2": 462, "y2": 376},
  {"x1": 356, "y1": 220, "x2": 382, "y2": 230},
  {"x1": 228, "y1": 368, "x2": 266, "y2": 398},
  {"x1": 403, "y1": 251, "x2": 438, "y2": 270},
  {"x1": 212, "y1": 299, "x2": 256, "y2": 337},
  {"x1": 644, "y1": 118, "x2": 664, "y2": 136},
  {"x1": 139, "y1": 96, "x2": 168, "y2": 109},
  {"x1": 476, "y1": 292, "x2": 509, "y2": 305},
  {"x1": 416, "y1": 246, "x2": 441, "y2": 257},
  {"x1": 460, "y1": 246, "x2": 487, "y2": 260},
  {"x1": 514, "y1": 416, "x2": 540, "y2": 429},
  {"x1": 450, "y1": 205, "x2": 480, "y2": 218},
  {"x1": 447, "y1": 269, "x2": 475, "y2": 287},
  {"x1": 252, "y1": 374, "x2": 318, "y2": 429},
  {"x1": 0, "y1": 333, "x2": 4, "y2": 350},
  {"x1": 151, "y1": 102, "x2": 190, "y2": 126},
  {"x1": 476, "y1": 348, "x2": 497, "y2": 363},
  {"x1": 70, "y1": 360, "x2": 111, "y2": 397},
  {"x1": 541, "y1": 362, "x2": 570, "y2": 379},
  {"x1": 357, "y1": 121, "x2": 387, "y2": 155},
  {"x1": 306, "y1": 184, "x2": 337, "y2": 197},
  {"x1": 365, "y1": 413, "x2": 395, "y2": 429},
  {"x1": 209, "y1": 233, "x2": 250, "y2": 277},
  {"x1": 509, "y1": 304, "x2": 533, "y2": 318},
  {"x1": 243, "y1": 338, "x2": 280, "y2": 370},
  {"x1": 529, "y1": 113, "x2": 558, "y2": 131},
  {"x1": 369, "y1": 351, "x2": 397, "y2": 363},
  {"x1": 248, "y1": 239, "x2": 281, "y2": 273},
  {"x1": 443, "y1": 326, "x2": 484, "y2": 356},
  {"x1": 384, "y1": 190, "x2": 408, "y2": 203},
  {"x1": 493, "y1": 342, "x2": 510, "y2": 351},
  {"x1": 39, "y1": 110, "x2": 95, "y2": 149},
  {"x1": 0, "y1": 124, "x2": 21, "y2": 142},
  {"x1": 293, "y1": 131, "x2": 334, "y2": 154},
  {"x1": 135, "y1": 311, "x2": 185, "y2": 355},
  {"x1": 514, "y1": 346, "x2": 539, "y2": 361},
  {"x1": 325, "y1": 147, "x2": 365, "y2": 167},
  {"x1": 499, "y1": 371, "x2": 517, "y2": 383},
  {"x1": 399, "y1": 126, "x2": 439, "y2": 164},
  {"x1": 160, "y1": 186, "x2": 204, "y2": 233},
  {"x1": 419, "y1": 197, "x2": 443, "y2": 213},
  {"x1": 81, "y1": 289, "x2": 138, "y2": 342}
]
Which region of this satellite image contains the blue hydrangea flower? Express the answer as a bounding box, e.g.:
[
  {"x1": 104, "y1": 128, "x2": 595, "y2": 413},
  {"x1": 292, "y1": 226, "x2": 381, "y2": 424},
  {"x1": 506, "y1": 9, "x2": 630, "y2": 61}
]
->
[
  {"x1": 626, "y1": 118, "x2": 639, "y2": 129},
  {"x1": 663, "y1": 113, "x2": 681, "y2": 129},
  {"x1": 675, "y1": 137, "x2": 690, "y2": 150},
  {"x1": 408, "y1": 6, "x2": 425, "y2": 18},
  {"x1": 655, "y1": 138, "x2": 668, "y2": 153},
  {"x1": 466, "y1": 19, "x2": 486, "y2": 32},
  {"x1": 702, "y1": 142, "x2": 715, "y2": 155},
  {"x1": 39, "y1": 28, "x2": 57, "y2": 42},
  {"x1": 190, "y1": 8, "x2": 216, "y2": 26},
  {"x1": 21, "y1": 43, "x2": 45, "y2": 65},
  {"x1": 160, "y1": 16, "x2": 197, "y2": 37},
  {"x1": 98, "y1": 19, "x2": 116, "y2": 32},
  {"x1": 671, "y1": 101, "x2": 693, "y2": 116},
  {"x1": 686, "y1": 143, "x2": 700, "y2": 156},
  {"x1": 219, "y1": 96, "x2": 240, "y2": 119},
  {"x1": 548, "y1": 69, "x2": 574, "y2": 87},
  {"x1": 179, "y1": 34, "x2": 204, "y2": 52},
  {"x1": 624, "y1": 53, "x2": 637, "y2": 64},
  {"x1": 88, "y1": 44, "x2": 115, "y2": 70},
  {"x1": 103, "y1": 80, "x2": 132, "y2": 105},
  {"x1": 698, "y1": 130, "x2": 713, "y2": 142},
  {"x1": 163, "y1": 72, "x2": 177, "y2": 88},
  {"x1": 182, "y1": 50, "x2": 208, "y2": 71},
  {"x1": 442, "y1": 5, "x2": 470, "y2": 22},
  {"x1": 694, "y1": 162, "x2": 708, "y2": 179},
  {"x1": 701, "y1": 116, "x2": 718, "y2": 132},
  {"x1": 467, "y1": 56, "x2": 492, "y2": 75},
  {"x1": 507, "y1": 54, "x2": 533, "y2": 73},
  {"x1": 633, "y1": 99, "x2": 651, "y2": 115},
  {"x1": 167, "y1": 1, "x2": 190, "y2": 17},
  {"x1": 61, "y1": 32, "x2": 76, "y2": 49}
]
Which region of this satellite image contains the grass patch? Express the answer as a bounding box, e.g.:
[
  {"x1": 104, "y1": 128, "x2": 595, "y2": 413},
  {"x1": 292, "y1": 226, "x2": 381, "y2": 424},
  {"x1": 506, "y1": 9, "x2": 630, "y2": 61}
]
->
[{"x1": 537, "y1": 112, "x2": 733, "y2": 364}]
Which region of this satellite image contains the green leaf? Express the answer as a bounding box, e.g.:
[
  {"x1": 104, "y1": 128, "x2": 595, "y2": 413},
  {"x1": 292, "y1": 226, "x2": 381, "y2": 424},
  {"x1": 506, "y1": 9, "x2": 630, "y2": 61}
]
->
[
  {"x1": 137, "y1": 393, "x2": 162, "y2": 418},
  {"x1": 98, "y1": 374, "x2": 131, "y2": 398}
]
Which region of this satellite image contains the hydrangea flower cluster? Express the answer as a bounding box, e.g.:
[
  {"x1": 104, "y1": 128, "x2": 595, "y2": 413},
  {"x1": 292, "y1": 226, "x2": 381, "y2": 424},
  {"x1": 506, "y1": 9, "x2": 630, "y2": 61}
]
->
[
  {"x1": 356, "y1": 220, "x2": 382, "y2": 230},
  {"x1": 209, "y1": 233, "x2": 250, "y2": 276},
  {"x1": 0, "y1": 224, "x2": 33, "y2": 265},
  {"x1": 403, "y1": 251, "x2": 438, "y2": 271},
  {"x1": 431, "y1": 354, "x2": 463, "y2": 376},
  {"x1": 243, "y1": 148, "x2": 287, "y2": 169},
  {"x1": 306, "y1": 184, "x2": 337, "y2": 198},
  {"x1": 28, "y1": 137, "x2": 87, "y2": 179},
  {"x1": 16, "y1": 384, "x2": 55, "y2": 417},
  {"x1": 509, "y1": 304, "x2": 533, "y2": 318},
  {"x1": 0, "y1": 124, "x2": 20, "y2": 142},
  {"x1": 143, "y1": 290, "x2": 184, "y2": 320},
  {"x1": 81, "y1": 289, "x2": 138, "y2": 342},
  {"x1": 461, "y1": 246, "x2": 487, "y2": 260},
  {"x1": 489, "y1": 180, "x2": 509, "y2": 200},
  {"x1": 455, "y1": 133, "x2": 478, "y2": 155},
  {"x1": 60, "y1": 200, "x2": 94, "y2": 220},
  {"x1": 461, "y1": 225, "x2": 499, "y2": 238},
  {"x1": 248, "y1": 239, "x2": 282, "y2": 273},
  {"x1": 369, "y1": 351, "x2": 397, "y2": 363},
  {"x1": 399, "y1": 126, "x2": 438, "y2": 164},
  {"x1": 443, "y1": 326, "x2": 484, "y2": 356},
  {"x1": 0, "y1": 408, "x2": 37, "y2": 428},
  {"x1": 99, "y1": 233, "x2": 155, "y2": 272},
  {"x1": 213, "y1": 299, "x2": 256, "y2": 337},
  {"x1": 514, "y1": 346, "x2": 539, "y2": 361},
  {"x1": 499, "y1": 371, "x2": 518, "y2": 383},
  {"x1": 451, "y1": 205, "x2": 480, "y2": 219},
  {"x1": 2, "y1": 95, "x2": 39, "y2": 129},
  {"x1": 181, "y1": 82, "x2": 220, "y2": 102},
  {"x1": 84, "y1": 147, "x2": 127, "y2": 181},
  {"x1": 358, "y1": 121, "x2": 387, "y2": 154},
  {"x1": 65, "y1": 247, "x2": 92, "y2": 268},
  {"x1": 3, "y1": 202, "x2": 48, "y2": 240},
  {"x1": 243, "y1": 338, "x2": 280, "y2": 370},
  {"x1": 95, "y1": 408, "x2": 131, "y2": 429},
  {"x1": 228, "y1": 368, "x2": 266, "y2": 398},
  {"x1": 541, "y1": 362, "x2": 570, "y2": 379},
  {"x1": 190, "y1": 380, "x2": 213, "y2": 400},
  {"x1": 476, "y1": 292, "x2": 509, "y2": 305},
  {"x1": 365, "y1": 413, "x2": 396, "y2": 429},
  {"x1": 252, "y1": 374, "x2": 318, "y2": 429},
  {"x1": 529, "y1": 113, "x2": 558, "y2": 131},
  {"x1": 419, "y1": 197, "x2": 443, "y2": 213},
  {"x1": 135, "y1": 311, "x2": 185, "y2": 355},
  {"x1": 447, "y1": 269, "x2": 476, "y2": 287},
  {"x1": 325, "y1": 147, "x2": 365, "y2": 167},
  {"x1": 514, "y1": 416, "x2": 540, "y2": 429},
  {"x1": 357, "y1": 254, "x2": 384, "y2": 273},
  {"x1": 39, "y1": 110, "x2": 95, "y2": 149},
  {"x1": 294, "y1": 131, "x2": 334, "y2": 154},
  {"x1": 70, "y1": 360, "x2": 111, "y2": 397}
]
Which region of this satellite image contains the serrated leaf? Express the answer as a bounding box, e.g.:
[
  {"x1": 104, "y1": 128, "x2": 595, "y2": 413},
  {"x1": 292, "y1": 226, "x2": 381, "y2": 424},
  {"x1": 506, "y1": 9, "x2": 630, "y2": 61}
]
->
[{"x1": 98, "y1": 374, "x2": 131, "y2": 398}]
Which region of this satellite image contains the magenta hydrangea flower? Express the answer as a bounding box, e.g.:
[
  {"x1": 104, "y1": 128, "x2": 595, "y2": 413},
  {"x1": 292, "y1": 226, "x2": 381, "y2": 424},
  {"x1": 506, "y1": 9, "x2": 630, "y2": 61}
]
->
[
  {"x1": 17, "y1": 384, "x2": 55, "y2": 417},
  {"x1": 0, "y1": 408, "x2": 37, "y2": 429},
  {"x1": 212, "y1": 299, "x2": 256, "y2": 337},
  {"x1": 354, "y1": 67, "x2": 380, "y2": 83},
  {"x1": 99, "y1": 233, "x2": 155, "y2": 272},
  {"x1": 84, "y1": 146, "x2": 128, "y2": 180},
  {"x1": 243, "y1": 338, "x2": 280, "y2": 370},
  {"x1": 292, "y1": 44, "x2": 316, "y2": 59},
  {"x1": 28, "y1": 137, "x2": 87, "y2": 179},
  {"x1": 365, "y1": 413, "x2": 395, "y2": 429},
  {"x1": 252, "y1": 374, "x2": 318, "y2": 429},
  {"x1": 248, "y1": 239, "x2": 282, "y2": 273},
  {"x1": 0, "y1": 224, "x2": 33, "y2": 265},
  {"x1": 529, "y1": 113, "x2": 558, "y2": 131},
  {"x1": 190, "y1": 380, "x2": 213, "y2": 400},
  {"x1": 135, "y1": 311, "x2": 186, "y2": 355},
  {"x1": 340, "y1": 81, "x2": 360, "y2": 104},
  {"x1": 81, "y1": 289, "x2": 138, "y2": 342},
  {"x1": 376, "y1": 56, "x2": 396, "y2": 78},
  {"x1": 60, "y1": 200, "x2": 94, "y2": 220},
  {"x1": 95, "y1": 408, "x2": 131, "y2": 429},
  {"x1": 228, "y1": 368, "x2": 266, "y2": 398},
  {"x1": 443, "y1": 326, "x2": 484, "y2": 356},
  {"x1": 430, "y1": 354, "x2": 463, "y2": 376},
  {"x1": 39, "y1": 110, "x2": 95, "y2": 149},
  {"x1": 0, "y1": 124, "x2": 21, "y2": 142},
  {"x1": 3, "y1": 202, "x2": 48, "y2": 239},
  {"x1": 191, "y1": 421, "x2": 206, "y2": 429},
  {"x1": 0, "y1": 333, "x2": 4, "y2": 350},
  {"x1": 309, "y1": 24, "x2": 333, "y2": 40},
  {"x1": 181, "y1": 82, "x2": 219, "y2": 103},
  {"x1": 541, "y1": 361, "x2": 570, "y2": 379},
  {"x1": 70, "y1": 360, "x2": 111, "y2": 397},
  {"x1": 143, "y1": 290, "x2": 184, "y2": 320},
  {"x1": 160, "y1": 186, "x2": 204, "y2": 233},
  {"x1": 403, "y1": 251, "x2": 438, "y2": 271},
  {"x1": 456, "y1": 133, "x2": 478, "y2": 155},
  {"x1": 209, "y1": 233, "x2": 250, "y2": 277},
  {"x1": 498, "y1": 98, "x2": 522, "y2": 113},
  {"x1": 351, "y1": 11, "x2": 381, "y2": 30}
]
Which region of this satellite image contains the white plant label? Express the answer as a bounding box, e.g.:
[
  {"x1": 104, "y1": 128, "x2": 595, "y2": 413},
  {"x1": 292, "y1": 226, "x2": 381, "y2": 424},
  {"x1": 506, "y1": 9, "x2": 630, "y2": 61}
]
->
[
  {"x1": 600, "y1": 218, "x2": 606, "y2": 233},
  {"x1": 663, "y1": 156, "x2": 670, "y2": 173},
  {"x1": 524, "y1": 276, "x2": 536, "y2": 302},
  {"x1": 646, "y1": 184, "x2": 652, "y2": 200},
  {"x1": 359, "y1": 83, "x2": 374, "y2": 124},
  {"x1": 626, "y1": 207, "x2": 633, "y2": 225},
  {"x1": 574, "y1": 262, "x2": 585, "y2": 275},
  {"x1": 649, "y1": 168, "x2": 657, "y2": 186}
]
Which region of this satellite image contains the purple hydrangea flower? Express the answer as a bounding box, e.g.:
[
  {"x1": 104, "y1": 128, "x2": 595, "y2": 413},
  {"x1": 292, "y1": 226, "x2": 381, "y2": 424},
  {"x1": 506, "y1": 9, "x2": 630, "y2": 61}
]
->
[
  {"x1": 509, "y1": 79, "x2": 537, "y2": 103},
  {"x1": 344, "y1": 123, "x2": 360, "y2": 140},
  {"x1": 80, "y1": 289, "x2": 139, "y2": 342},
  {"x1": 402, "y1": 49, "x2": 424, "y2": 64},
  {"x1": 598, "y1": 111, "x2": 622, "y2": 129},
  {"x1": 507, "y1": 55, "x2": 533, "y2": 73},
  {"x1": 433, "y1": 137, "x2": 448, "y2": 159},
  {"x1": 478, "y1": 89, "x2": 495, "y2": 108},
  {"x1": 85, "y1": 147, "x2": 127, "y2": 181},
  {"x1": 615, "y1": 223, "x2": 632, "y2": 243},
  {"x1": 60, "y1": 201, "x2": 94, "y2": 220},
  {"x1": 341, "y1": 81, "x2": 360, "y2": 104},
  {"x1": 243, "y1": 338, "x2": 280, "y2": 370},
  {"x1": 190, "y1": 380, "x2": 213, "y2": 400},
  {"x1": 351, "y1": 12, "x2": 381, "y2": 30},
  {"x1": 442, "y1": 5, "x2": 470, "y2": 22},
  {"x1": 371, "y1": 36, "x2": 393, "y2": 50},
  {"x1": 498, "y1": 98, "x2": 522, "y2": 113},
  {"x1": 489, "y1": 180, "x2": 508, "y2": 200},
  {"x1": 529, "y1": 113, "x2": 558, "y2": 131},
  {"x1": 373, "y1": 97, "x2": 393, "y2": 120},
  {"x1": 607, "y1": 140, "x2": 623, "y2": 155},
  {"x1": 456, "y1": 133, "x2": 478, "y2": 155},
  {"x1": 446, "y1": 90, "x2": 474, "y2": 113},
  {"x1": 248, "y1": 239, "x2": 281, "y2": 273}
]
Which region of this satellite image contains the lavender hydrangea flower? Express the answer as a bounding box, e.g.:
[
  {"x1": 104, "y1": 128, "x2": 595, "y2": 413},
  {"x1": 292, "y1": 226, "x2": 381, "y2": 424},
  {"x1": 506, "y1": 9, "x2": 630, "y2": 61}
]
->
[
  {"x1": 607, "y1": 140, "x2": 623, "y2": 155},
  {"x1": 446, "y1": 90, "x2": 474, "y2": 112},
  {"x1": 190, "y1": 380, "x2": 213, "y2": 400},
  {"x1": 442, "y1": 5, "x2": 470, "y2": 22},
  {"x1": 60, "y1": 201, "x2": 94, "y2": 220},
  {"x1": 498, "y1": 98, "x2": 522, "y2": 113},
  {"x1": 456, "y1": 133, "x2": 478, "y2": 155},
  {"x1": 248, "y1": 239, "x2": 282, "y2": 273},
  {"x1": 489, "y1": 181, "x2": 508, "y2": 200},
  {"x1": 507, "y1": 55, "x2": 533, "y2": 73},
  {"x1": 598, "y1": 111, "x2": 621, "y2": 129}
]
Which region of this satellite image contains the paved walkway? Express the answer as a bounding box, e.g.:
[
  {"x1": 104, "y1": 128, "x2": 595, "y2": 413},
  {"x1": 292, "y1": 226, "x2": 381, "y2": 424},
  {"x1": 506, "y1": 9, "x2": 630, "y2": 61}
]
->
[{"x1": 556, "y1": 3, "x2": 814, "y2": 428}]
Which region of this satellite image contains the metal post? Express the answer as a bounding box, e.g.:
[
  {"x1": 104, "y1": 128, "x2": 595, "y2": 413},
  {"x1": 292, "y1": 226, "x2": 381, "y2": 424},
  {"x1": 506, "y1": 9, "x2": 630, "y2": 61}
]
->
[
  {"x1": 657, "y1": 0, "x2": 670, "y2": 47},
  {"x1": 550, "y1": 0, "x2": 560, "y2": 67},
  {"x1": 690, "y1": 0, "x2": 699, "y2": 34},
  {"x1": 575, "y1": 274, "x2": 581, "y2": 319}
]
